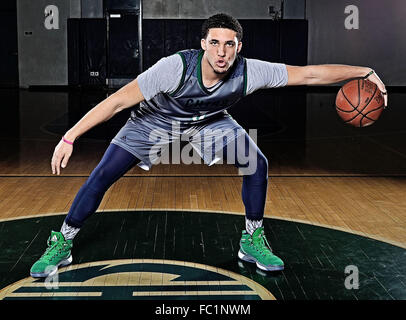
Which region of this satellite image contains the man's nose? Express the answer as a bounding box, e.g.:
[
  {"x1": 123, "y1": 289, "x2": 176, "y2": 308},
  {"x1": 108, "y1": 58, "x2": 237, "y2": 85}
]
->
[{"x1": 217, "y1": 45, "x2": 226, "y2": 56}]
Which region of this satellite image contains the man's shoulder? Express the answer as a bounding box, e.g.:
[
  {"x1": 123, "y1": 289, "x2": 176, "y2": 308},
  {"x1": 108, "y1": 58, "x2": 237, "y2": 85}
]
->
[
  {"x1": 245, "y1": 58, "x2": 285, "y2": 68},
  {"x1": 175, "y1": 49, "x2": 202, "y2": 63}
]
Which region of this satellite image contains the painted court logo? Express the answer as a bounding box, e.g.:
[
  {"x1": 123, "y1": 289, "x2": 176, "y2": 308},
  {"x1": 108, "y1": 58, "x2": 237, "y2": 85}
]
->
[{"x1": 0, "y1": 259, "x2": 274, "y2": 300}]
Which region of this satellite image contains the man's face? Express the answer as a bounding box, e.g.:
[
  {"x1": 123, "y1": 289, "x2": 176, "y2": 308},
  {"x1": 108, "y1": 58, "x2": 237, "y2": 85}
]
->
[{"x1": 201, "y1": 28, "x2": 242, "y2": 75}]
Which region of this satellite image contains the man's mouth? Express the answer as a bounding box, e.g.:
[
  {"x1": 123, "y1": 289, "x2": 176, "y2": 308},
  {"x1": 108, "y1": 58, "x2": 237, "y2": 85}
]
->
[{"x1": 216, "y1": 60, "x2": 227, "y2": 68}]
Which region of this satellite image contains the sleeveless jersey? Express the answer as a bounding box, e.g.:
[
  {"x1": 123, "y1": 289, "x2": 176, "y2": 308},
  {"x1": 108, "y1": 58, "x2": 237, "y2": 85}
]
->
[{"x1": 132, "y1": 49, "x2": 247, "y2": 125}]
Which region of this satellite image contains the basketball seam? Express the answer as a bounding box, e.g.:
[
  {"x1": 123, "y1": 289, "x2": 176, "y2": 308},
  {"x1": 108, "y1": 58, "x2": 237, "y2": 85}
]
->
[
  {"x1": 359, "y1": 83, "x2": 378, "y2": 126},
  {"x1": 336, "y1": 87, "x2": 360, "y2": 127},
  {"x1": 340, "y1": 86, "x2": 363, "y2": 125},
  {"x1": 361, "y1": 104, "x2": 384, "y2": 122},
  {"x1": 356, "y1": 79, "x2": 362, "y2": 127},
  {"x1": 339, "y1": 86, "x2": 364, "y2": 121},
  {"x1": 358, "y1": 78, "x2": 361, "y2": 109},
  {"x1": 339, "y1": 88, "x2": 357, "y2": 112}
]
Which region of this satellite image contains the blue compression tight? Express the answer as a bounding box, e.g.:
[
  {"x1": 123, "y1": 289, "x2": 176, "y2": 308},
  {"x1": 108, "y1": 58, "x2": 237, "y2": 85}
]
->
[
  {"x1": 64, "y1": 134, "x2": 268, "y2": 228},
  {"x1": 65, "y1": 144, "x2": 140, "y2": 228},
  {"x1": 221, "y1": 133, "x2": 268, "y2": 222}
]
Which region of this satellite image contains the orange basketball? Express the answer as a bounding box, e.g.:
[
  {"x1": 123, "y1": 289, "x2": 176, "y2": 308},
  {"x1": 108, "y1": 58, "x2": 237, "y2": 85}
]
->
[{"x1": 335, "y1": 79, "x2": 385, "y2": 127}]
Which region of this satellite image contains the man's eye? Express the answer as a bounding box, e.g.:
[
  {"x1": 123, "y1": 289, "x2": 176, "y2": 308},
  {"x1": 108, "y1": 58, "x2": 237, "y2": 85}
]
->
[
  {"x1": 227, "y1": 43, "x2": 235, "y2": 47},
  {"x1": 210, "y1": 41, "x2": 218, "y2": 46}
]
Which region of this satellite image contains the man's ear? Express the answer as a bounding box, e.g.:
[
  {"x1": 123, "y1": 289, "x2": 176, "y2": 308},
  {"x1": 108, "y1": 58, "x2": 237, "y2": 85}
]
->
[
  {"x1": 237, "y1": 41, "x2": 242, "y2": 53},
  {"x1": 201, "y1": 38, "x2": 207, "y2": 51}
]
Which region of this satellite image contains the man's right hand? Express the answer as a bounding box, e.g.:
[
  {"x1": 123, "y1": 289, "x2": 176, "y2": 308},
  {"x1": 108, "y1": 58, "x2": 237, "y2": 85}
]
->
[{"x1": 51, "y1": 139, "x2": 73, "y2": 175}]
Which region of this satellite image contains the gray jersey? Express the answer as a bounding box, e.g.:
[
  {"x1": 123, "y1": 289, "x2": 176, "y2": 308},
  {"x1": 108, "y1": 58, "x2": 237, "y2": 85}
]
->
[
  {"x1": 136, "y1": 49, "x2": 288, "y2": 124},
  {"x1": 138, "y1": 51, "x2": 288, "y2": 100},
  {"x1": 135, "y1": 49, "x2": 245, "y2": 124}
]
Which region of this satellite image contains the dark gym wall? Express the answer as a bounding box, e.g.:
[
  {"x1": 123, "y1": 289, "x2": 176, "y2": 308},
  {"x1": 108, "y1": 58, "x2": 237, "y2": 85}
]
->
[
  {"x1": 307, "y1": 0, "x2": 406, "y2": 86},
  {"x1": 142, "y1": 19, "x2": 307, "y2": 70},
  {"x1": 15, "y1": 0, "x2": 305, "y2": 88},
  {"x1": 16, "y1": 0, "x2": 81, "y2": 88},
  {"x1": 142, "y1": 0, "x2": 293, "y2": 19},
  {"x1": 12, "y1": 1, "x2": 405, "y2": 87},
  {"x1": 81, "y1": 0, "x2": 103, "y2": 18},
  {"x1": 144, "y1": 0, "x2": 405, "y2": 86},
  {"x1": 0, "y1": 1, "x2": 18, "y2": 87}
]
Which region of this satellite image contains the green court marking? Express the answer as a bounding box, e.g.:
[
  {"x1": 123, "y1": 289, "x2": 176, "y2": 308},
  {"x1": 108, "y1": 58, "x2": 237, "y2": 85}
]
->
[{"x1": 0, "y1": 211, "x2": 405, "y2": 300}]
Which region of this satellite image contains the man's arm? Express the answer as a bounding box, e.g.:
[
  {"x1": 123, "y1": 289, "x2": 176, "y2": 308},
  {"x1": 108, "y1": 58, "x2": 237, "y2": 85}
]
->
[
  {"x1": 286, "y1": 64, "x2": 387, "y2": 106},
  {"x1": 52, "y1": 53, "x2": 183, "y2": 175},
  {"x1": 63, "y1": 79, "x2": 145, "y2": 143},
  {"x1": 52, "y1": 79, "x2": 145, "y2": 175}
]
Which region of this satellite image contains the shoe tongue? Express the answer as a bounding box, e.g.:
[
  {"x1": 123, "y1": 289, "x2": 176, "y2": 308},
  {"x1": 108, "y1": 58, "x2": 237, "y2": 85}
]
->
[
  {"x1": 50, "y1": 231, "x2": 64, "y2": 243},
  {"x1": 252, "y1": 226, "x2": 264, "y2": 238}
]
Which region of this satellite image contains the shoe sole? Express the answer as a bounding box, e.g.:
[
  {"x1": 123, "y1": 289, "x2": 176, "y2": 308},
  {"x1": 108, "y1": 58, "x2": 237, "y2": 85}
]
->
[
  {"x1": 238, "y1": 250, "x2": 284, "y2": 271},
  {"x1": 30, "y1": 255, "x2": 73, "y2": 278}
]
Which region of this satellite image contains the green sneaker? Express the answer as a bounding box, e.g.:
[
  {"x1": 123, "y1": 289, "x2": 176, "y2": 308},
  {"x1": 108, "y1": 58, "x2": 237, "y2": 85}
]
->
[
  {"x1": 30, "y1": 231, "x2": 73, "y2": 278},
  {"x1": 238, "y1": 227, "x2": 284, "y2": 271}
]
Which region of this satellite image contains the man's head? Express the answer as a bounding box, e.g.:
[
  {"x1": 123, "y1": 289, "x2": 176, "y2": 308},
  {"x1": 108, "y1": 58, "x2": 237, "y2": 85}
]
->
[
  {"x1": 201, "y1": 13, "x2": 243, "y2": 42},
  {"x1": 201, "y1": 13, "x2": 243, "y2": 75}
]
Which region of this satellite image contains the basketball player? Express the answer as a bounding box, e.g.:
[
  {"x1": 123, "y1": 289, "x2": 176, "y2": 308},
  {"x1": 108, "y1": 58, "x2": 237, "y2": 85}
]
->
[{"x1": 30, "y1": 13, "x2": 387, "y2": 277}]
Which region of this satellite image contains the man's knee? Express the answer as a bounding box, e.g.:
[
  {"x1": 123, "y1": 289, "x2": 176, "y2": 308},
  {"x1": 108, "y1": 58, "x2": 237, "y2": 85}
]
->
[
  {"x1": 257, "y1": 153, "x2": 268, "y2": 175},
  {"x1": 86, "y1": 166, "x2": 112, "y2": 192},
  {"x1": 238, "y1": 152, "x2": 268, "y2": 177},
  {"x1": 249, "y1": 152, "x2": 268, "y2": 179}
]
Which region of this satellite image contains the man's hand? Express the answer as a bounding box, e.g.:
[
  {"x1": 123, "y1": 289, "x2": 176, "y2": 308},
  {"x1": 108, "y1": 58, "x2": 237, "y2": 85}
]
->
[
  {"x1": 51, "y1": 139, "x2": 73, "y2": 175},
  {"x1": 365, "y1": 71, "x2": 388, "y2": 107}
]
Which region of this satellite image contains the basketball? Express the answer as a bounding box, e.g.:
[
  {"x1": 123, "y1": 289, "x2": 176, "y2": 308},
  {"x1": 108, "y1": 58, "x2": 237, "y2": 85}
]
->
[{"x1": 335, "y1": 79, "x2": 385, "y2": 127}]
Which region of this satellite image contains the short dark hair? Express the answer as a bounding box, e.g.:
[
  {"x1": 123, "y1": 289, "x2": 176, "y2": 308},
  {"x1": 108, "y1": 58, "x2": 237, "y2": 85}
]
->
[{"x1": 201, "y1": 13, "x2": 243, "y2": 42}]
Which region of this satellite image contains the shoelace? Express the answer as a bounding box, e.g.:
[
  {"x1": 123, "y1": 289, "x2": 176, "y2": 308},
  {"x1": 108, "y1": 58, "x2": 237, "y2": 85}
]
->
[
  {"x1": 41, "y1": 238, "x2": 65, "y2": 261},
  {"x1": 256, "y1": 232, "x2": 273, "y2": 255}
]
